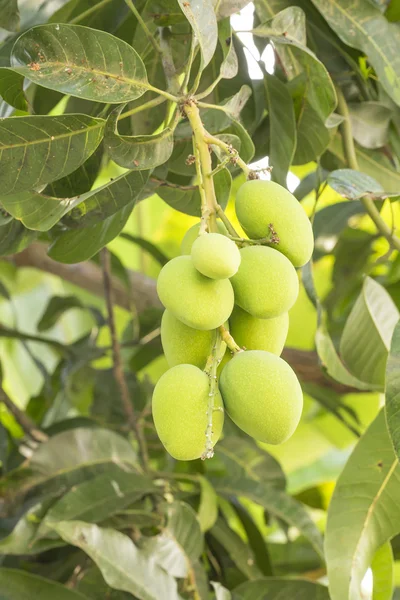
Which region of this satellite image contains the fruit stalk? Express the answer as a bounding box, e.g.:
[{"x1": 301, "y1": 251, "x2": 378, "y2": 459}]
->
[
  {"x1": 202, "y1": 328, "x2": 223, "y2": 460},
  {"x1": 219, "y1": 324, "x2": 242, "y2": 354},
  {"x1": 204, "y1": 133, "x2": 256, "y2": 179}
]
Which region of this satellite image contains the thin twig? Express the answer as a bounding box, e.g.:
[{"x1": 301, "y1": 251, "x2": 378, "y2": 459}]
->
[
  {"x1": 0, "y1": 325, "x2": 72, "y2": 356},
  {"x1": 101, "y1": 249, "x2": 150, "y2": 472},
  {"x1": 124, "y1": 0, "x2": 162, "y2": 54},
  {"x1": 0, "y1": 387, "x2": 48, "y2": 442}
]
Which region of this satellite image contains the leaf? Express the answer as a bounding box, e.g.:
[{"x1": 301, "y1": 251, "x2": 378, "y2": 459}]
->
[
  {"x1": 310, "y1": 0, "x2": 400, "y2": 107},
  {"x1": 0, "y1": 114, "x2": 104, "y2": 197},
  {"x1": 11, "y1": 24, "x2": 149, "y2": 103},
  {"x1": 371, "y1": 542, "x2": 394, "y2": 600},
  {"x1": 212, "y1": 582, "x2": 232, "y2": 600},
  {"x1": 198, "y1": 476, "x2": 218, "y2": 532},
  {"x1": 263, "y1": 73, "x2": 296, "y2": 186},
  {"x1": 44, "y1": 144, "x2": 103, "y2": 198},
  {"x1": 157, "y1": 166, "x2": 231, "y2": 216},
  {"x1": 2, "y1": 169, "x2": 148, "y2": 231},
  {"x1": 0, "y1": 569, "x2": 87, "y2": 600},
  {"x1": 315, "y1": 323, "x2": 381, "y2": 391},
  {"x1": 328, "y1": 168, "x2": 386, "y2": 200},
  {"x1": 293, "y1": 99, "x2": 330, "y2": 165},
  {"x1": 210, "y1": 516, "x2": 263, "y2": 580},
  {"x1": 178, "y1": 0, "x2": 218, "y2": 68},
  {"x1": 349, "y1": 101, "x2": 392, "y2": 149},
  {"x1": 52, "y1": 520, "x2": 180, "y2": 600},
  {"x1": 37, "y1": 295, "x2": 86, "y2": 331},
  {"x1": 0, "y1": 68, "x2": 27, "y2": 111},
  {"x1": 313, "y1": 201, "x2": 366, "y2": 260},
  {"x1": 218, "y1": 19, "x2": 239, "y2": 80},
  {"x1": 216, "y1": 0, "x2": 252, "y2": 18},
  {"x1": 385, "y1": 320, "x2": 400, "y2": 458},
  {"x1": 120, "y1": 233, "x2": 169, "y2": 266},
  {"x1": 340, "y1": 277, "x2": 399, "y2": 387},
  {"x1": 232, "y1": 501, "x2": 273, "y2": 576},
  {"x1": 232, "y1": 578, "x2": 330, "y2": 599},
  {"x1": 105, "y1": 105, "x2": 174, "y2": 170},
  {"x1": 0, "y1": 219, "x2": 37, "y2": 256},
  {"x1": 0, "y1": 0, "x2": 19, "y2": 32},
  {"x1": 325, "y1": 410, "x2": 400, "y2": 600},
  {"x1": 48, "y1": 202, "x2": 133, "y2": 263}
]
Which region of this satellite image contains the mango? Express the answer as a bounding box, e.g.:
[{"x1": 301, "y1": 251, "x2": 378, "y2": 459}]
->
[
  {"x1": 157, "y1": 256, "x2": 234, "y2": 330},
  {"x1": 235, "y1": 179, "x2": 314, "y2": 267},
  {"x1": 191, "y1": 233, "x2": 241, "y2": 279},
  {"x1": 161, "y1": 310, "x2": 226, "y2": 368},
  {"x1": 220, "y1": 350, "x2": 303, "y2": 444},
  {"x1": 230, "y1": 246, "x2": 298, "y2": 319},
  {"x1": 152, "y1": 364, "x2": 224, "y2": 460},
  {"x1": 181, "y1": 221, "x2": 228, "y2": 255},
  {"x1": 230, "y1": 306, "x2": 289, "y2": 355}
]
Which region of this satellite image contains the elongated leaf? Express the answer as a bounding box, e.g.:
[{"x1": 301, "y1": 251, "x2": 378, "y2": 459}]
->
[
  {"x1": 105, "y1": 105, "x2": 174, "y2": 169},
  {"x1": 264, "y1": 73, "x2": 296, "y2": 186},
  {"x1": 313, "y1": 201, "x2": 365, "y2": 260},
  {"x1": 328, "y1": 169, "x2": 385, "y2": 200},
  {"x1": 0, "y1": 68, "x2": 27, "y2": 111},
  {"x1": 232, "y1": 578, "x2": 330, "y2": 599},
  {"x1": 2, "y1": 169, "x2": 148, "y2": 231},
  {"x1": 293, "y1": 99, "x2": 330, "y2": 164},
  {"x1": 0, "y1": 569, "x2": 87, "y2": 600},
  {"x1": 11, "y1": 24, "x2": 149, "y2": 103},
  {"x1": 0, "y1": 502, "x2": 62, "y2": 555},
  {"x1": 310, "y1": 0, "x2": 400, "y2": 106},
  {"x1": 52, "y1": 521, "x2": 180, "y2": 600},
  {"x1": 232, "y1": 501, "x2": 273, "y2": 576},
  {"x1": 37, "y1": 295, "x2": 85, "y2": 331},
  {"x1": 371, "y1": 542, "x2": 394, "y2": 600},
  {"x1": 218, "y1": 19, "x2": 239, "y2": 79},
  {"x1": 212, "y1": 582, "x2": 232, "y2": 600},
  {"x1": 325, "y1": 410, "x2": 400, "y2": 600},
  {"x1": 0, "y1": 0, "x2": 19, "y2": 32},
  {"x1": 0, "y1": 219, "x2": 37, "y2": 256},
  {"x1": 0, "y1": 114, "x2": 104, "y2": 197},
  {"x1": 385, "y1": 321, "x2": 400, "y2": 458},
  {"x1": 198, "y1": 476, "x2": 218, "y2": 532},
  {"x1": 349, "y1": 101, "x2": 392, "y2": 149},
  {"x1": 216, "y1": 0, "x2": 252, "y2": 18},
  {"x1": 178, "y1": 0, "x2": 218, "y2": 68},
  {"x1": 44, "y1": 144, "x2": 103, "y2": 198},
  {"x1": 48, "y1": 202, "x2": 133, "y2": 263},
  {"x1": 120, "y1": 233, "x2": 169, "y2": 266},
  {"x1": 340, "y1": 277, "x2": 399, "y2": 387}
]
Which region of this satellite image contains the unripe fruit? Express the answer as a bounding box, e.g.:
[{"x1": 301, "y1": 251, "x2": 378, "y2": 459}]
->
[
  {"x1": 220, "y1": 350, "x2": 303, "y2": 444},
  {"x1": 230, "y1": 246, "x2": 298, "y2": 319},
  {"x1": 191, "y1": 233, "x2": 241, "y2": 279},
  {"x1": 230, "y1": 306, "x2": 289, "y2": 355},
  {"x1": 181, "y1": 221, "x2": 228, "y2": 255},
  {"x1": 235, "y1": 180, "x2": 314, "y2": 267},
  {"x1": 157, "y1": 256, "x2": 234, "y2": 330},
  {"x1": 161, "y1": 310, "x2": 226, "y2": 368},
  {"x1": 152, "y1": 364, "x2": 224, "y2": 460}
]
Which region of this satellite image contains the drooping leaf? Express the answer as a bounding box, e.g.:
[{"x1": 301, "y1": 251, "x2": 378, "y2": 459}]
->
[
  {"x1": 385, "y1": 320, "x2": 400, "y2": 458},
  {"x1": 0, "y1": 68, "x2": 27, "y2": 111},
  {"x1": 232, "y1": 578, "x2": 330, "y2": 599},
  {"x1": 0, "y1": 114, "x2": 104, "y2": 197},
  {"x1": 313, "y1": 201, "x2": 366, "y2": 260},
  {"x1": 231, "y1": 501, "x2": 273, "y2": 576},
  {"x1": 217, "y1": 19, "x2": 239, "y2": 80},
  {"x1": 11, "y1": 24, "x2": 149, "y2": 103},
  {"x1": 0, "y1": 0, "x2": 19, "y2": 32},
  {"x1": 327, "y1": 169, "x2": 386, "y2": 200},
  {"x1": 0, "y1": 569, "x2": 87, "y2": 600},
  {"x1": 340, "y1": 277, "x2": 399, "y2": 387},
  {"x1": 198, "y1": 476, "x2": 218, "y2": 532},
  {"x1": 52, "y1": 520, "x2": 181, "y2": 600},
  {"x1": 349, "y1": 101, "x2": 392, "y2": 149},
  {"x1": 120, "y1": 233, "x2": 169, "y2": 266},
  {"x1": 325, "y1": 410, "x2": 400, "y2": 600},
  {"x1": 2, "y1": 169, "x2": 148, "y2": 231},
  {"x1": 310, "y1": 0, "x2": 400, "y2": 106},
  {"x1": 371, "y1": 542, "x2": 394, "y2": 600},
  {"x1": 43, "y1": 144, "x2": 103, "y2": 198},
  {"x1": 105, "y1": 104, "x2": 174, "y2": 170},
  {"x1": 178, "y1": 0, "x2": 218, "y2": 68},
  {"x1": 0, "y1": 219, "x2": 37, "y2": 256},
  {"x1": 216, "y1": 0, "x2": 252, "y2": 19},
  {"x1": 293, "y1": 99, "x2": 330, "y2": 165},
  {"x1": 37, "y1": 295, "x2": 88, "y2": 331},
  {"x1": 263, "y1": 73, "x2": 296, "y2": 187}
]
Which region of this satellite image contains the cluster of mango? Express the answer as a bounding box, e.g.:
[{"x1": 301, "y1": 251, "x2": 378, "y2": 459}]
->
[{"x1": 152, "y1": 180, "x2": 314, "y2": 460}]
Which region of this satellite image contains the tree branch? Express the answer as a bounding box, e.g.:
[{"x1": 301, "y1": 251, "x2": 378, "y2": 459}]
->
[
  {"x1": 7, "y1": 242, "x2": 365, "y2": 395},
  {"x1": 0, "y1": 387, "x2": 48, "y2": 442}
]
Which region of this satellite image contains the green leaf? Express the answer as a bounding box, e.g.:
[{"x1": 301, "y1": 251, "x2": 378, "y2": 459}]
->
[
  {"x1": 52, "y1": 520, "x2": 181, "y2": 600},
  {"x1": 218, "y1": 19, "x2": 239, "y2": 79},
  {"x1": 216, "y1": 0, "x2": 252, "y2": 18},
  {"x1": 0, "y1": 569, "x2": 87, "y2": 600},
  {"x1": 120, "y1": 233, "x2": 169, "y2": 266},
  {"x1": 210, "y1": 516, "x2": 262, "y2": 580},
  {"x1": 105, "y1": 105, "x2": 174, "y2": 170},
  {"x1": 157, "y1": 166, "x2": 231, "y2": 216},
  {"x1": 37, "y1": 295, "x2": 86, "y2": 331},
  {"x1": 232, "y1": 578, "x2": 330, "y2": 599},
  {"x1": 0, "y1": 0, "x2": 19, "y2": 32},
  {"x1": 11, "y1": 24, "x2": 149, "y2": 103},
  {"x1": 325, "y1": 410, "x2": 400, "y2": 600},
  {"x1": 212, "y1": 582, "x2": 232, "y2": 600},
  {"x1": 2, "y1": 169, "x2": 148, "y2": 231},
  {"x1": 178, "y1": 0, "x2": 218, "y2": 68},
  {"x1": 293, "y1": 99, "x2": 330, "y2": 165},
  {"x1": 0, "y1": 219, "x2": 37, "y2": 256},
  {"x1": 310, "y1": 0, "x2": 400, "y2": 107},
  {"x1": 313, "y1": 201, "x2": 366, "y2": 260},
  {"x1": 349, "y1": 101, "x2": 392, "y2": 149},
  {"x1": 263, "y1": 73, "x2": 296, "y2": 186},
  {"x1": 198, "y1": 476, "x2": 218, "y2": 532},
  {"x1": 385, "y1": 320, "x2": 400, "y2": 458},
  {"x1": 371, "y1": 542, "x2": 394, "y2": 600},
  {"x1": 0, "y1": 114, "x2": 104, "y2": 197},
  {"x1": 340, "y1": 277, "x2": 399, "y2": 387},
  {"x1": 232, "y1": 501, "x2": 273, "y2": 576},
  {"x1": 328, "y1": 168, "x2": 385, "y2": 200},
  {"x1": 315, "y1": 324, "x2": 380, "y2": 391},
  {"x1": 44, "y1": 145, "x2": 103, "y2": 198},
  {"x1": 0, "y1": 68, "x2": 27, "y2": 110},
  {"x1": 48, "y1": 202, "x2": 133, "y2": 263}
]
